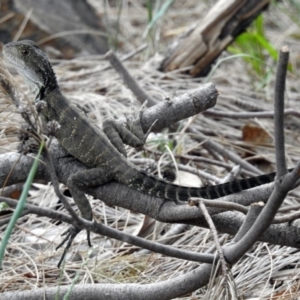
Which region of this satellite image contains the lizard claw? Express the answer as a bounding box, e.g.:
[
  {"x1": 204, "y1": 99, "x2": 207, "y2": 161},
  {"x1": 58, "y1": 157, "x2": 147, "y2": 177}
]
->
[
  {"x1": 56, "y1": 226, "x2": 92, "y2": 268},
  {"x1": 124, "y1": 100, "x2": 151, "y2": 142},
  {"x1": 125, "y1": 100, "x2": 148, "y2": 122}
]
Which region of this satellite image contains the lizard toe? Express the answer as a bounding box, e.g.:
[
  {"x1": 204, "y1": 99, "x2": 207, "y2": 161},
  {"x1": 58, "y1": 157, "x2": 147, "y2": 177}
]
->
[{"x1": 56, "y1": 225, "x2": 81, "y2": 268}]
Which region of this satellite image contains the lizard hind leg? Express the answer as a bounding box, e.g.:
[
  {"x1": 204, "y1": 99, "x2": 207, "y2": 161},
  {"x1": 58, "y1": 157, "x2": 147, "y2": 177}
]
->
[{"x1": 57, "y1": 167, "x2": 113, "y2": 268}]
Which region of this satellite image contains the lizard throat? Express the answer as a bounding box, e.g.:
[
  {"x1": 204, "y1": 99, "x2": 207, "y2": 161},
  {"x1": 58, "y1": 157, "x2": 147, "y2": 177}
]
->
[{"x1": 36, "y1": 78, "x2": 58, "y2": 101}]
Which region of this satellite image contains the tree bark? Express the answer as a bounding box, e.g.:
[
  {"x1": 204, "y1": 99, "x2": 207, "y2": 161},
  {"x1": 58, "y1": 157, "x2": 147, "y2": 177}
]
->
[{"x1": 161, "y1": 0, "x2": 270, "y2": 77}]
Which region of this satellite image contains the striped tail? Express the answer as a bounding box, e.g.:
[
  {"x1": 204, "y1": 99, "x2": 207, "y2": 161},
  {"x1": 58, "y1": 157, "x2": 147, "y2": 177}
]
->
[{"x1": 127, "y1": 168, "x2": 288, "y2": 203}]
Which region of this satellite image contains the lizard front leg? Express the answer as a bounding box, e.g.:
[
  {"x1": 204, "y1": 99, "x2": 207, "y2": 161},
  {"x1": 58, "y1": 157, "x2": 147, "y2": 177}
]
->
[
  {"x1": 102, "y1": 102, "x2": 154, "y2": 157},
  {"x1": 57, "y1": 166, "x2": 113, "y2": 267}
]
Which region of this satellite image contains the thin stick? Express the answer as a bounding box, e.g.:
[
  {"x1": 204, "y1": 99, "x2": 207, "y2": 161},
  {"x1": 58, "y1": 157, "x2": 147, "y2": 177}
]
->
[
  {"x1": 273, "y1": 211, "x2": 300, "y2": 224},
  {"x1": 233, "y1": 203, "x2": 264, "y2": 242},
  {"x1": 13, "y1": 9, "x2": 33, "y2": 42},
  {"x1": 189, "y1": 127, "x2": 263, "y2": 175},
  {"x1": 190, "y1": 198, "x2": 249, "y2": 214},
  {"x1": 199, "y1": 201, "x2": 228, "y2": 276},
  {"x1": 222, "y1": 46, "x2": 297, "y2": 265},
  {"x1": 106, "y1": 51, "x2": 157, "y2": 106},
  {"x1": 274, "y1": 45, "x2": 289, "y2": 177},
  {"x1": 203, "y1": 108, "x2": 300, "y2": 119},
  {"x1": 0, "y1": 195, "x2": 216, "y2": 264}
]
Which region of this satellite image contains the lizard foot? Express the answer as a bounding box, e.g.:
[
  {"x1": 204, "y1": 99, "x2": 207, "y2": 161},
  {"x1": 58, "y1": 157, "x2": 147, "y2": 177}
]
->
[
  {"x1": 125, "y1": 100, "x2": 157, "y2": 142},
  {"x1": 125, "y1": 100, "x2": 148, "y2": 142},
  {"x1": 56, "y1": 226, "x2": 91, "y2": 268}
]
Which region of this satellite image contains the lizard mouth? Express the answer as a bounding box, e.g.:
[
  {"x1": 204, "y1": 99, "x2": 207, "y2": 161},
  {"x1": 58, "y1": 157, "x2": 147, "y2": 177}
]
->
[
  {"x1": 3, "y1": 46, "x2": 28, "y2": 77},
  {"x1": 3, "y1": 46, "x2": 42, "y2": 89},
  {"x1": 3, "y1": 46, "x2": 22, "y2": 68}
]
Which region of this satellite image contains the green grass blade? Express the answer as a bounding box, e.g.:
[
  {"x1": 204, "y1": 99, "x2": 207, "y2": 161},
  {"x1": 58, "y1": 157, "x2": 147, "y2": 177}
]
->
[
  {"x1": 253, "y1": 33, "x2": 278, "y2": 61},
  {"x1": 205, "y1": 53, "x2": 264, "y2": 83},
  {"x1": 0, "y1": 142, "x2": 44, "y2": 269},
  {"x1": 255, "y1": 15, "x2": 264, "y2": 36},
  {"x1": 143, "y1": 0, "x2": 175, "y2": 38},
  {"x1": 147, "y1": 0, "x2": 153, "y2": 23}
]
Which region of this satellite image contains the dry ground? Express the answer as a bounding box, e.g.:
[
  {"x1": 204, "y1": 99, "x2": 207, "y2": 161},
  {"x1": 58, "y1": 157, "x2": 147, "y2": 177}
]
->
[{"x1": 1, "y1": 0, "x2": 300, "y2": 299}]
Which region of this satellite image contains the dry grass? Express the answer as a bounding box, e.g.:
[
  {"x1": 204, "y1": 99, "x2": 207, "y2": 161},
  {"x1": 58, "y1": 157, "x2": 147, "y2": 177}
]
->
[{"x1": 1, "y1": 0, "x2": 300, "y2": 299}]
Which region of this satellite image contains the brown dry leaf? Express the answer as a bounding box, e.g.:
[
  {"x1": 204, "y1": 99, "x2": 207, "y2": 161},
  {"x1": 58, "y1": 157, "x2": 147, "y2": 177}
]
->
[{"x1": 242, "y1": 123, "x2": 273, "y2": 145}]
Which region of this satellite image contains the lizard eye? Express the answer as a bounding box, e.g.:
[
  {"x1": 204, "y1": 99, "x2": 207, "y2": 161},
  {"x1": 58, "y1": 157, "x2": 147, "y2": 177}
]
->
[{"x1": 20, "y1": 49, "x2": 30, "y2": 56}]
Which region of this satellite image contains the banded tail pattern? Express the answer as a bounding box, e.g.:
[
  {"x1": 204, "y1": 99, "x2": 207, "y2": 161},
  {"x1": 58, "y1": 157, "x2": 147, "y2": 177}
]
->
[{"x1": 128, "y1": 169, "x2": 283, "y2": 202}]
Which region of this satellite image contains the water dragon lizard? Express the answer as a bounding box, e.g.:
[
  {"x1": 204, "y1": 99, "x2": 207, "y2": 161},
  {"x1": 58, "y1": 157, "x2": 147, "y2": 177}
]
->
[{"x1": 3, "y1": 40, "x2": 279, "y2": 266}]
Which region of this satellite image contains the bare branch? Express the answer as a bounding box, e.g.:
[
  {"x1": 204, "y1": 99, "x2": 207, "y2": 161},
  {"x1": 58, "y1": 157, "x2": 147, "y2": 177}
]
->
[
  {"x1": 222, "y1": 46, "x2": 297, "y2": 265},
  {"x1": 232, "y1": 202, "x2": 264, "y2": 242},
  {"x1": 43, "y1": 146, "x2": 80, "y2": 222},
  {"x1": 190, "y1": 198, "x2": 249, "y2": 214},
  {"x1": 273, "y1": 211, "x2": 300, "y2": 224},
  {"x1": 1, "y1": 262, "x2": 216, "y2": 300},
  {"x1": 274, "y1": 45, "x2": 289, "y2": 177},
  {"x1": 0, "y1": 195, "x2": 215, "y2": 264},
  {"x1": 199, "y1": 201, "x2": 228, "y2": 276},
  {"x1": 203, "y1": 108, "x2": 300, "y2": 119},
  {"x1": 188, "y1": 127, "x2": 263, "y2": 175},
  {"x1": 106, "y1": 50, "x2": 157, "y2": 106}
]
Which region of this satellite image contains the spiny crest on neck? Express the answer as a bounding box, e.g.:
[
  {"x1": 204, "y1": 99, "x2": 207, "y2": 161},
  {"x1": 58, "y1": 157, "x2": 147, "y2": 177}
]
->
[{"x1": 3, "y1": 40, "x2": 58, "y2": 100}]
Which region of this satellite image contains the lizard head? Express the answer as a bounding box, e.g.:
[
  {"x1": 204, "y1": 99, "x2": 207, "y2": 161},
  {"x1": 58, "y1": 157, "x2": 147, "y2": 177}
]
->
[{"x1": 3, "y1": 40, "x2": 58, "y2": 100}]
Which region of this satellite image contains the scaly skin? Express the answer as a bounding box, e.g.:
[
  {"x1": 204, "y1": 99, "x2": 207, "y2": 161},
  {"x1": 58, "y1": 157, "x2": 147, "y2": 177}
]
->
[{"x1": 3, "y1": 40, "x2": 279, "y2": 266}]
